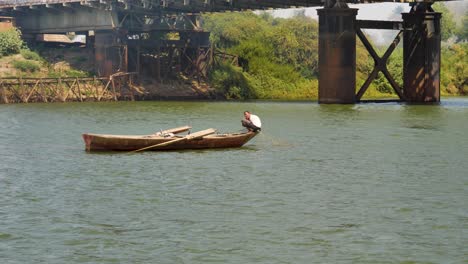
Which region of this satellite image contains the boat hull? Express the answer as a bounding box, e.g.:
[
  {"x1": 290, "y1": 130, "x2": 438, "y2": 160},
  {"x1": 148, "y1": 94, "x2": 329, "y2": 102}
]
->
[{"x1": 82, "y1": 132, "x2": 258, "y2": 151}]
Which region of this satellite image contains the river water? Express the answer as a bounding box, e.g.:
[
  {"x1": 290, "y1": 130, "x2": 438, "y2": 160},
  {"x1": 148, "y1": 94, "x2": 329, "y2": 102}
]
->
[{"x1": 0, "y1": 99, "x2": 467, "y2": 263}]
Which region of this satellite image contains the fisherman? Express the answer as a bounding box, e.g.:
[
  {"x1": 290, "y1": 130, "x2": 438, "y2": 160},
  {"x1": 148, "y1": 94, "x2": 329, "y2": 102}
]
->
[{"x1": 241, "y1": 111, "x2": 262, "y2": 132}]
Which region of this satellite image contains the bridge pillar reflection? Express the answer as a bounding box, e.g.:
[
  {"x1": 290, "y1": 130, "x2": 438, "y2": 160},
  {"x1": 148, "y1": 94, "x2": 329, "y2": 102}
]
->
[
  {"x1": 402, "y1": 4, "x2": 441, "y2": 103},
  {"x1": 317, "y1": 7, "x2": 358, "y2": 104}
]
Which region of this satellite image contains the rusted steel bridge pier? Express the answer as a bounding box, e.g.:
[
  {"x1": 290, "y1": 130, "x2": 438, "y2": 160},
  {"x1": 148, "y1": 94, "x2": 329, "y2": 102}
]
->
[{"x1": 317, "y1": 0, "x2": 442, "y2": 104}]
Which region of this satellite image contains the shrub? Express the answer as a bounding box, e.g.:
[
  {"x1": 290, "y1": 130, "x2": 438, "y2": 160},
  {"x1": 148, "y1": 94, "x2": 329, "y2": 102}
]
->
[
  {"x1": 0, "y1": 29, "x2": 23, "y2": 57},
  {"x1": 20, "y1": 49, "x2": 42, "y2": 61},
  {"x1": 209, "y1": 62, "x2": 255, "y2": 99},
  {"x1": 64, "y1": 69, "x2": 90, "y2": 77},
  {"x1": 47, "y1": 69, "x2": 91, "y2": 78},
  {"x1": 12, "y1": 60, "x2": 40, "y2": 73}
]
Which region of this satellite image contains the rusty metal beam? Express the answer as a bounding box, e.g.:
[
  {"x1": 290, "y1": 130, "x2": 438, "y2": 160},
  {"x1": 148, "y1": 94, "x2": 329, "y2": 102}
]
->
[
  {"x1": 356, "y1": 28, "x2": 405, "y2": 101},
  {"x1": 356, "y1": 20, "x2": 403, "y2": 30}
]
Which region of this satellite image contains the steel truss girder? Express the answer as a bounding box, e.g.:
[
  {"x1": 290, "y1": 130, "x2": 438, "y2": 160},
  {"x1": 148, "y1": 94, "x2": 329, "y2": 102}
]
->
[{"x1": 119, "y1": 12, "x2": 202, "y2": 31}]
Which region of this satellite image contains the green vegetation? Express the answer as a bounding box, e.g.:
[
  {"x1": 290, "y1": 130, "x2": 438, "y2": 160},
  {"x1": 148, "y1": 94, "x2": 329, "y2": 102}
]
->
[
  {"x1": 12, "y1": 60, "x2": 40, "y2": 73},
  {"x1": 458, "y1": 11, "x2": 468, "y2": 42},
  {"x1": 20, "y1": 49, "x2": 42, "y2": 61},
  {"x1": 203, "y1": 9, "x2": 467, "y2": 100},
  {"x1": 209, "y1": 63, "x2": 253, "y2": 99},
  {"x1": 47, "y1": 69, "x2": 90, "y2": 78},
  {"x1": 0, "y1": 29, "x2": 94, "y2": 78},
  {"x1": 433, "y1": 3, "x2": 457, "y2": 41},
  {"x1": 0, "y1": 29, "x2": 23, "y2": 57},
  {"x1": 204, "y1": 12, "x2": 320, "y2": 100},
  {"x1": 441, "y1": 43, "x2": 468, "y2": 95}
]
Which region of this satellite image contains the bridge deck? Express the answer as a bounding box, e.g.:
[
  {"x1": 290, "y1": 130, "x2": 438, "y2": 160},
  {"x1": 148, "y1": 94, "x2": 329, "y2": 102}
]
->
[{"x1": 0, "y1": 0, "x2": 450, "y2": 13}]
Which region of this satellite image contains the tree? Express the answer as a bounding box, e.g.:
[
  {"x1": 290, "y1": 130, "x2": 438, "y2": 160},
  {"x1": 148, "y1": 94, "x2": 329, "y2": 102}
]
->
[
  {"x1": 202, "y1": 12, "x2": 269, "y2": 49},
  {"x1": 440, "y1": 44, "x2": 468, "y2": 94},
  {"x1": 456, "y1": 11, "x2": 468, "y2": 42},
  {"x1": 432, "y1": 2, "x2": 457, "y2": 41},
  {"x1": 203, "y1": 12, "x2": 319, "y2": 99},
  {"x1": 265, "y1": 16, "x2": 319, "y2": 78}
]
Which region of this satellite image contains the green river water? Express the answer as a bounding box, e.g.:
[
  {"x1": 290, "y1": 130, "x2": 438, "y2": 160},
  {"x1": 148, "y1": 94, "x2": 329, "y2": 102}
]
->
[{"x1": 0, "y1": 99, "x2": 467, "y2": 263}]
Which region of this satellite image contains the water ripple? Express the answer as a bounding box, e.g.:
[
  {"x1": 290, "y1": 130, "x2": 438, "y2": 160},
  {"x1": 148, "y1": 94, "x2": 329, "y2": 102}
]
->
[{"x1": 0, "y1": 99, "x2": 467, "y2": 263}]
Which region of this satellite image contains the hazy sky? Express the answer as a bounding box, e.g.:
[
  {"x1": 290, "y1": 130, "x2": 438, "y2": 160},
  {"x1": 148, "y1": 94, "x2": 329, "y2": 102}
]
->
[
  {"x1": 265, "y1": 2, "x2": 466, "y2": 45},
  {"x1": 269, "y1": 3, "x2": 409, "y2": 20},
  {"x1": 266, "y1": 3, "x2": 409, "y2": 45},
  {"x1": 268, "y1": 2, "x2": 467, "y2": 21}
]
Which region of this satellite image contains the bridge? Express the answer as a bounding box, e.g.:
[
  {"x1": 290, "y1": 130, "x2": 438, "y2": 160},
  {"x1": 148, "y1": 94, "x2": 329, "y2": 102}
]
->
[
  {"x1": 0, "y1": 0, "x2": 453, "y2": 103},
  {"x1": 0, "y1": 0, "x2": 403, "y2": 13},
  {"x1": 0, "y1": 0, "x2": 402, "y2": 34}
]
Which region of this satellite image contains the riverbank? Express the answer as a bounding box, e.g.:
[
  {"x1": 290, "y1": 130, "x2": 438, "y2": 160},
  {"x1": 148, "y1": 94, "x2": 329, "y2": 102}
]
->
[
  {"x1": 0, "y1": 74, "x2": 218, "y2": 104},
  {"x1": 0, "y1": 44, "x2": 219, "y2": 103},
  {"x1": 0, "y1": 47, "x2": 463, "y2": 103}
]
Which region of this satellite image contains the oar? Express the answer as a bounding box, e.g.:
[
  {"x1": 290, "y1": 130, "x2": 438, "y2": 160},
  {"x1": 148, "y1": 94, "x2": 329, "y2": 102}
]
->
[{"x1": 130, "y1": 128, "x2": 216, "y2": 153}]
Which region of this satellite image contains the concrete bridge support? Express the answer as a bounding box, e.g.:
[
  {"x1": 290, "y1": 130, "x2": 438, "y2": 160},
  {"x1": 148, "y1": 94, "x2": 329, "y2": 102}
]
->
[
  {"x1": 317, "y1": 7, "x2": 358, "y2": 104},
  {"x1": 402, "y1": 5, "x2": 441, "y2": 103}
]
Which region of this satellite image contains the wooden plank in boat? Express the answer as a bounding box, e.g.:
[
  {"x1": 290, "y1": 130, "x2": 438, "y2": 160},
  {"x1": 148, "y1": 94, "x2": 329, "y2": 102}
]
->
[
  {"x1": 132, "y1": 128, "x2": 216, "y2": 152},
  {"x1": 156, "y1": 125, "x2": 191, "y2": 135}
]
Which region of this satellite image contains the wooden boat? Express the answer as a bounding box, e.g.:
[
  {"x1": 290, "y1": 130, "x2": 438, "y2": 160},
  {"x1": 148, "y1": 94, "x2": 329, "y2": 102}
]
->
[{"x1": 82, "y1": 126, "x2": 259, "y2": 152}]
